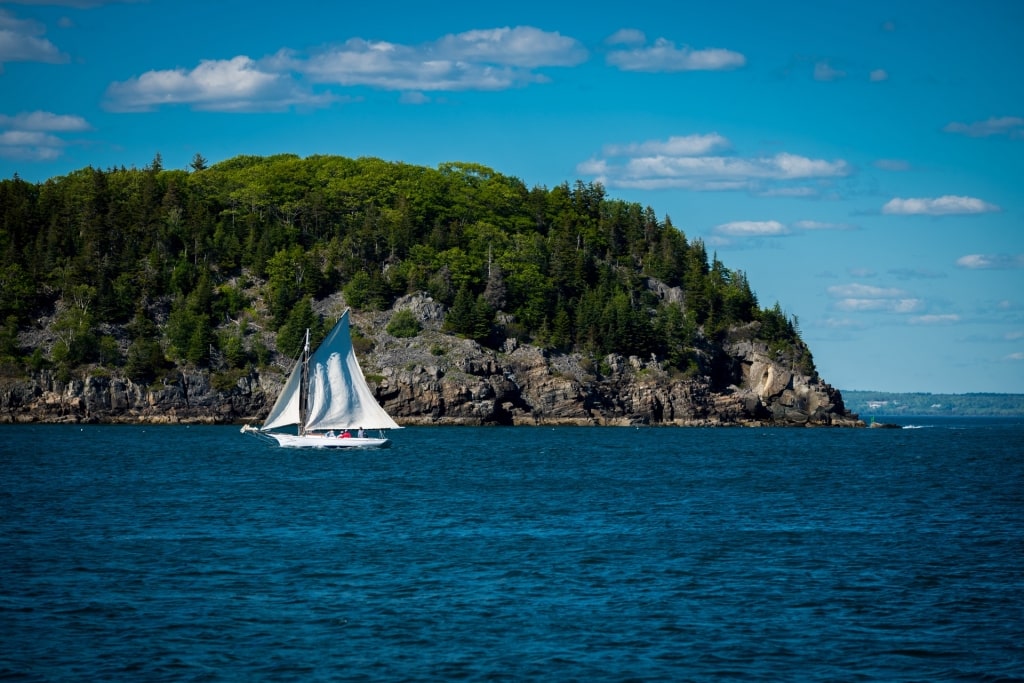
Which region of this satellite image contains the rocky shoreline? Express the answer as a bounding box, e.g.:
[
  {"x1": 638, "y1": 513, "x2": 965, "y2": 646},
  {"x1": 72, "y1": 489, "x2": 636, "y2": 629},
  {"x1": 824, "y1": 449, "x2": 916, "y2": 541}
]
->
[{"x1": 0, "y1": 303, "x2": 863, "y2": 428}]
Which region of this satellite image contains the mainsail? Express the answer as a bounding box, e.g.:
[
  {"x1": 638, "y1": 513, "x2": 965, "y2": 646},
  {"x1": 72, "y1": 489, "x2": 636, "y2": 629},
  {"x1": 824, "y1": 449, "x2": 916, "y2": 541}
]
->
[{"x1": 259, "y1": 309, "x2": 399, "y2": 434}]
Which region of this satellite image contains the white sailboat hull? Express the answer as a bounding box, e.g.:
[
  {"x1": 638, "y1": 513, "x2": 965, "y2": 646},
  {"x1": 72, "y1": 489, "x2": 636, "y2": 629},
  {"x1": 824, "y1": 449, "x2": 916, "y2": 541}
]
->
[{"x1": 267, "y1": 432, "x2": 391, "y2": 449}]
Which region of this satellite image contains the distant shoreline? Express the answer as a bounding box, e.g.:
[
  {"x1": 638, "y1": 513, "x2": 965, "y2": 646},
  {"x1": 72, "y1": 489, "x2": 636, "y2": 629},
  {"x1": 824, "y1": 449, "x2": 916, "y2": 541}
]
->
[{"x1": 841, "y1": 390, "x2": 1024, "y2": 417}]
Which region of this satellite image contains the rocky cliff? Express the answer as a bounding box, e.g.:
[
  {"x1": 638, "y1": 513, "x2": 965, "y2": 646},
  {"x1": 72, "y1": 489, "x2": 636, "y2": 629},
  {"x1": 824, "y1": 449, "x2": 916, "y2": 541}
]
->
[{"x1": 0, "y1": 296, "x2": 862, "y2": 427}]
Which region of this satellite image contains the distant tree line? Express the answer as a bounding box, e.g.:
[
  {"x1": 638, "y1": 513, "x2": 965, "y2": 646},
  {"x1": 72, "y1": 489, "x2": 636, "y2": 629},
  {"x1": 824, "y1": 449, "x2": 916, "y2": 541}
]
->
[
  {"x1": 0, "y1": 154, "x2": 810, "y2": 384},
  {"x1": 841, "y1": 391, "x2": 1024, "y2": 417}
]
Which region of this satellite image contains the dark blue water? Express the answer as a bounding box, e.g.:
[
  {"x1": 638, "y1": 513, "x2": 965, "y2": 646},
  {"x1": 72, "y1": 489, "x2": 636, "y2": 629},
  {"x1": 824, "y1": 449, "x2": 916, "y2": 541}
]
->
[{"x1": 2, "y1": 419, "x2": 1023, "y2": 681}]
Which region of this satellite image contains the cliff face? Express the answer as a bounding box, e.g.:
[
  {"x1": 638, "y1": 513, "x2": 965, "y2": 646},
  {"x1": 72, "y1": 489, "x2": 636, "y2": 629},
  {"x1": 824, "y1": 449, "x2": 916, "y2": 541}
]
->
[{"x1": 0, "y1": 298, "x2": 862, "y2": 427}]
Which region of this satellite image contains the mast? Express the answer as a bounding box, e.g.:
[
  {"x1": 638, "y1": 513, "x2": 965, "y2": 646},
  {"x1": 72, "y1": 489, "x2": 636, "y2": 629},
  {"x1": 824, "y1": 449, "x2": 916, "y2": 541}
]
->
[{"x1": 298, "y1": 328, "x2": 310, "y2": 435}]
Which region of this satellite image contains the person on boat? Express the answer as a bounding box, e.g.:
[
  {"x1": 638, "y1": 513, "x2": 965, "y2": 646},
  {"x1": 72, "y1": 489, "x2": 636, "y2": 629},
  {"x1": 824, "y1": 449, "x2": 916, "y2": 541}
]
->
[
  {"x1": 326, "y1": 430, "x2": 335, "y2": 438},
  {"x1": 357, "y1": 427, "x2": 364, "y2": 438},
  {"x1": 341, "y1": 430, "x2": 351, "y2": 438}
]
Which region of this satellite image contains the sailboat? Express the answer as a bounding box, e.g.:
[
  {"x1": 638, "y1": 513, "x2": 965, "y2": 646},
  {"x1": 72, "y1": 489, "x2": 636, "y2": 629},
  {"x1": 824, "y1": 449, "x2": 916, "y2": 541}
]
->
[{"x1": 241, "y1": 309, "x2": 400, "y2": 448}]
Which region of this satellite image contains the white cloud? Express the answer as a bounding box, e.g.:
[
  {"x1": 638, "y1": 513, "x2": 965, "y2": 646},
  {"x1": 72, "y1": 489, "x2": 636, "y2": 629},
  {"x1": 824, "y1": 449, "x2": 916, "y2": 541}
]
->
[
  {"x1": 1003, "y1": 352, "x2": 1024, "y2": 361},
  {"x1": 944, "y1": 116, "x2": 1024, "y2": 138},
  {"x1": 603, "y1": 133, "x2": 729, "y2": 158},
  {"x1": 0, "y1": 109, "x2": 91, "y2": 161},
  {"x1": 770, "y1": 153, "x2": 849, "y2": 177},
  {"x1": 0, "y1": 9, "x2": 67, "y2": 66},
  {"x1": 578, "y1": 135, "x2": 851, "y2": 192},
  {"x1": 713, "y1": 220, "x2": 789, "y2": 237},
  {"x1": 434, "y1": 26, "x2": 586, "y2": 68},
  {"x1": 103, "y1": 26, "x2": 585, "y2": 112},
  {"x1": 605, "y1": 28, "x2": 646, "y2": 46},
  {"x1": 882, "y1": 195, "x2": 1000, "y2": 215},
  {"x1": 955, "y1": 253, "x2": 1024, "y2": 270},
  {"x1": 829, "y1": 283, "x2": 908, "y2": 299},
  {"x1": 0, "y1": 111, "x2": 90, "y2": 131},
  {"x1": 793, "y1": 220, "x2": 856, "y2": 231},
  {"x1": 909, "y1": 314, "x2": 960, "y2": 325},
  {"x1": 575, "y1": 157, "x2": 607, "y2": 176},
  {"x1": 300, "y1": 26, "x2": 586, "y2": 91},
  {"x1": 869, "y1": 68, "x2": 888, "y2": 82},
  {"x1": 834, "y1": 298, "x2": 923, "y2": 313},
  {"x1": 833, "y1": 299, "x2": 921, "y2": 313},
  {"x1": 828, "y1": 282, "x2": 923, "y2": 314},
  {"x1": 104, "y1": 55, "x2": 336, "y2": 112},
  {"x1": 0, "y1": 130, "x2": 64, "y2": 160},
  {"x1": 607, "y1": 37, "x2": 745, "y2": 72}
]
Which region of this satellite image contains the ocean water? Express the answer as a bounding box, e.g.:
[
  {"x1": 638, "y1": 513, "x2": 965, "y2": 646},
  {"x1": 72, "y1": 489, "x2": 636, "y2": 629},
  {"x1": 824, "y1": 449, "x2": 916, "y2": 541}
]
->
[{"x1": 1, "y1": 419, "x2": 1022, "y2": 681}]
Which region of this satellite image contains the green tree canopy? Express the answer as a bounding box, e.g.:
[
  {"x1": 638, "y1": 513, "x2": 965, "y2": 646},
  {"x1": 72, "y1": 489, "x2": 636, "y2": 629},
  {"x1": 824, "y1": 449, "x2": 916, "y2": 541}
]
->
[{"x1": 0, "y1": 154, "x2": 815, "y2": 379}]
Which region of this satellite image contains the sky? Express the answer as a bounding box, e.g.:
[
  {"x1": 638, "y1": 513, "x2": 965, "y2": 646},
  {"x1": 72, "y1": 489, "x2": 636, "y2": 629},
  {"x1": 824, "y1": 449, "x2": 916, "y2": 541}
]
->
[{"x1": 1, "y1": 0, "x2": 1022, "y2": 394}]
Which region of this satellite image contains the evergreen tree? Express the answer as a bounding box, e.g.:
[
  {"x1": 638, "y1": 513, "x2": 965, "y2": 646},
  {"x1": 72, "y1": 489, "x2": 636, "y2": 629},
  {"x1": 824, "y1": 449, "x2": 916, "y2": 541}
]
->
[
  {"x1": 276, "y1": 297, "x2": 318, "y2": 358},
  {"x1": 444, "y1": 286, "x2": 476, "y2": 336}
]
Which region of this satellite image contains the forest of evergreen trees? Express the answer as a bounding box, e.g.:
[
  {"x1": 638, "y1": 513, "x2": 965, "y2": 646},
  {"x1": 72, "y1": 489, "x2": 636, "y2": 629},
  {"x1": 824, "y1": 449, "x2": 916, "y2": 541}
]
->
[{"x1": 0, "y1": 153, "x2": 810, "y2": 385}]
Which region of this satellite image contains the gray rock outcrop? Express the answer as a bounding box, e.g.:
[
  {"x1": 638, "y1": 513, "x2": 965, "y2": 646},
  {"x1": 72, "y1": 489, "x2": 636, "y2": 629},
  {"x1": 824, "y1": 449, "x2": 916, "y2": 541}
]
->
[{"x1": 0, "y1": 296, "x2": 862, "y2": 427}]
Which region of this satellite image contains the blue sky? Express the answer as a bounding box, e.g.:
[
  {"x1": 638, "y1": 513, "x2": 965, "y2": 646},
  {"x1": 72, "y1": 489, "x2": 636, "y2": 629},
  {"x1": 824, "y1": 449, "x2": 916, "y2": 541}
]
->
[{"x1": 1, "y1": 0, "x2": 1022, "y2": 394}]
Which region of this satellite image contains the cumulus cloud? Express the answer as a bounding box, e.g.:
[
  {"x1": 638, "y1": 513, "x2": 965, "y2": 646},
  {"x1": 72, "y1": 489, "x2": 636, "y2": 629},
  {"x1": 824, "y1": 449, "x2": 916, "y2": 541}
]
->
[
  {"x1": 108, "y1": 26, "x2": 588, "y2": 111},
  {"x1": 955, "y1": 253, "x2": 1024, "y2": 270},
  {"x1": 0, "y1": 110, "x2": 90, "y2": 161},
  {"x1": 944, "y1": 116, "x2": 1024, "y2": 138},
  {"x1": 577, "y1": 133, "x2": 851, "y2": 193},
  {"x1": 827, "y1": 282, "x2": 923, "y2": 313},
  {"x1": 0, "y1": 9, "x2": 67, "y2": 66},
  {"x1": 882, "y1": 195, "x2": 999, "y2": 215},
  {"x1": 606, "y1": 36, "x2": 745, "y2": 72},
  {"x1": 299, "y1": 26, "x2": 587, "y2": 91},
  {"x1": 104, "y1": 55, "x2": 337, "y2": 112},
  {"x1": 713, "y1": 220, "x2": 789, "y2": 237}
]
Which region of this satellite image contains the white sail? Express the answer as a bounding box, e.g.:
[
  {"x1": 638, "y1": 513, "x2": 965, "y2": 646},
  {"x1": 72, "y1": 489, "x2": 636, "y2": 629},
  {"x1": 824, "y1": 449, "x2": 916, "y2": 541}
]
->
[
  {"x1": 260, "y1": 351, "x2": 303, "y2": 431},
  {"x1": 305, "y1": 310, "x2": 400, "y2": 431},
  {"x1": 259, "y1": 309, "x2": 399, "y2": 433}
]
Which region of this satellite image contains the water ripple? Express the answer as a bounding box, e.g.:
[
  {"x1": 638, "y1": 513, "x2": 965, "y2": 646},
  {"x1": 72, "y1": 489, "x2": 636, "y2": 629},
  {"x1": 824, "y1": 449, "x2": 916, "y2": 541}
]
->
[{"x1": 1, "y1": 420, "x2": 1023, "y2": 681}]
